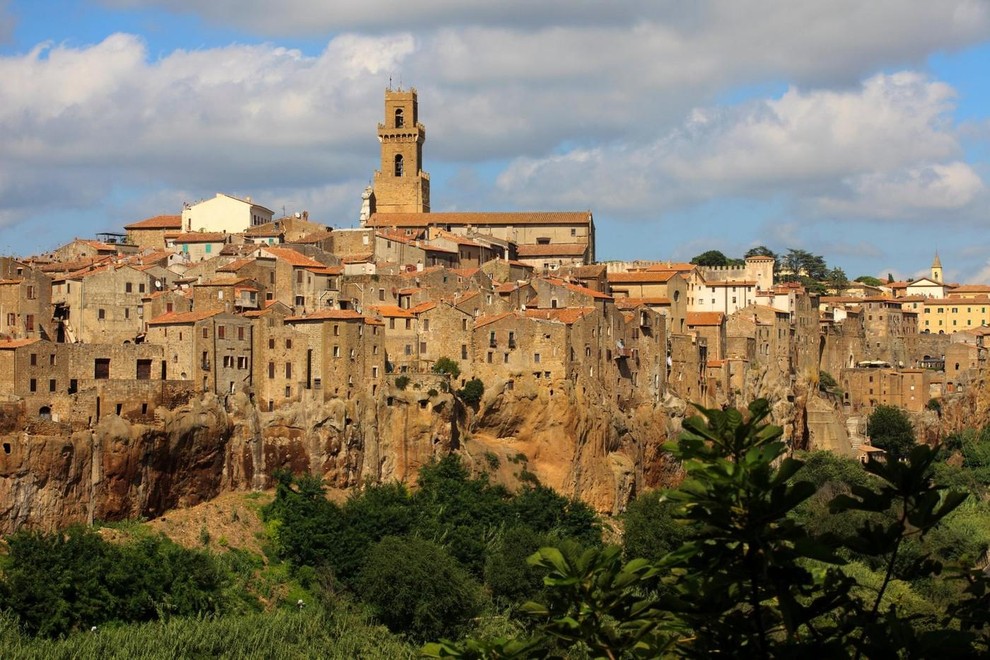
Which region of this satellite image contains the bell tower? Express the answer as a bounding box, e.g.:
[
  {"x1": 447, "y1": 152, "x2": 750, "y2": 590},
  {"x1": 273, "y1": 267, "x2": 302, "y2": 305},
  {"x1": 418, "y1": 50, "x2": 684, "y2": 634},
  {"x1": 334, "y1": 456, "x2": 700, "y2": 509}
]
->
[
  {"x1": 931, "y1": 252, "x2": 943, "y2": 283},
  {"x1": 372, "y1": 87, "x2": 430, "y2": 214}
]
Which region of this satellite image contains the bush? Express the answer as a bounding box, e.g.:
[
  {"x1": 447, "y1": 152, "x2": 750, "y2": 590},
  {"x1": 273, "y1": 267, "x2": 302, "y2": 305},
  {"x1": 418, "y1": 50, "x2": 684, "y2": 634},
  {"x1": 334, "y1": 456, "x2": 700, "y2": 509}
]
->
[
  {"x1": 0, "y1": 526, "x2": 233, "y2": 638},
  {"x1": 867, "y1": 404, "x2": 915, "y2": 460},
  {"x1": 394, "y1": 375, "x2": 410, "y2": 390},
  {"x1": 622, "y1": 489, "x2": 689, "y2": 563},
  {"x1": 819, "y1": 371, "x2": 838, "y2": 390},
  {"x1": 432, "y1": 357, "x2": 461, "y2": 380},
  {"x1": 458, "y1": 378, "x2": 485, "y2": 405},
  {"x1": 357, "y1": 536, "x2": 482, "y2": 642}
]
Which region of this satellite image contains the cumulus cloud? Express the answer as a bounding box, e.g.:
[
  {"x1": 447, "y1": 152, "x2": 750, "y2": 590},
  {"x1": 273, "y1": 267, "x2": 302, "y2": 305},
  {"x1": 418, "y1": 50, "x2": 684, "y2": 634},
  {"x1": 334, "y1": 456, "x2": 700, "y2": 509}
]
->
[{"x1": 496, "y1": 72, "x2": 984, "y2": 222}]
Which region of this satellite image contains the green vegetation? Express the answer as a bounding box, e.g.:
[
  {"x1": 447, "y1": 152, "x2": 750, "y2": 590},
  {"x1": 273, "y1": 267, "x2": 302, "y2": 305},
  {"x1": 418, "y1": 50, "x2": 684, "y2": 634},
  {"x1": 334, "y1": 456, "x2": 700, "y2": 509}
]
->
[
  {"x1": 394, "y1": 375, "x2": 411, "y2": 390},
  {"x1": 867, "y1": 404, "x2": 916, "y2": 460},
  {"x1": 855, "y1": 275, "x2": 884, "y2": 287},
  {"x1": 4, "y1": 399, "x2": 990, "y2": 655},
  {"x1": 432, "y1": 356, "x2": 461, "y2": 380},
  {"x1": 429, "y1": 399, "x2": 990, "y2": 657},
  {"x1": 819, "y1": 370, "x2": 838, "y2": 391},
  {"x1": 457, "y1": 378, "x2": 485, "y2": 405}
]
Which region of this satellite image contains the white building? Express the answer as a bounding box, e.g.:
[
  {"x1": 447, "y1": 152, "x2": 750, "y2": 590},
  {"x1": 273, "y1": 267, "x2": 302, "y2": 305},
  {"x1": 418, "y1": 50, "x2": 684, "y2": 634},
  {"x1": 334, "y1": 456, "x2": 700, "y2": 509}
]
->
[{"x1": 181, "y1": 193, "x2": 274, "y2": 235}]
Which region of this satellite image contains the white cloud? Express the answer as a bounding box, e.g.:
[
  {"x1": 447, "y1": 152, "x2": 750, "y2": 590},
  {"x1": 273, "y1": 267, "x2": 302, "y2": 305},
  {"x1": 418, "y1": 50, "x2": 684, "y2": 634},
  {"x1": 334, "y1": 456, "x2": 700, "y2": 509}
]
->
[{"x1": 495, "y1": 72, "x2": 984, "y2": 222}]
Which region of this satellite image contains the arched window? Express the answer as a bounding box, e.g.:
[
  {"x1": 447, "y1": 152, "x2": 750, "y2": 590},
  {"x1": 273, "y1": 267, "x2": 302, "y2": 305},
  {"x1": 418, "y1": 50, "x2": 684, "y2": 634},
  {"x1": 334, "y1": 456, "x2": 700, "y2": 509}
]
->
[
  {"x1": 394, "y1": 108, "x2": 404, "y2": 128},
  {"x1": 394, "y1": 154, "x2": 404, "y2": 176}
]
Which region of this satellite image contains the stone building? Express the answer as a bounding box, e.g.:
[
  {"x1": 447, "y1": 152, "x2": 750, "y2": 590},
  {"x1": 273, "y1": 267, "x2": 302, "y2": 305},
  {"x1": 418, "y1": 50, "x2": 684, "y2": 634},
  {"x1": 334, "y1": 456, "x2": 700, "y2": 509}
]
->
[
  {"x1": 284, "y1": 309, "x2": 385, "y2": 400},
  {"x1": 371, "y1": 88, "x2": 430, "y2": 214},
  {"x1": 0, "y1": 259, "x2": 52, "y2": 341},
  {"x1": 841, "y1": 366, "x2": 930, "y2": 413},
  {"x1": 123, "y1": 215, "x2": 183, "y2": 249},
  {"x1": 165, "y1": 232, "x2": 231, "y2": 263},
  {"x1": 51, "y1": 264, "x2": 154, "y2": 344},
  {"x1": 368, "y1": 304, "x2": 419, "y2": 374},
  {"x1": 145, "y1": 309, "x2": 253, "y2": 395}
]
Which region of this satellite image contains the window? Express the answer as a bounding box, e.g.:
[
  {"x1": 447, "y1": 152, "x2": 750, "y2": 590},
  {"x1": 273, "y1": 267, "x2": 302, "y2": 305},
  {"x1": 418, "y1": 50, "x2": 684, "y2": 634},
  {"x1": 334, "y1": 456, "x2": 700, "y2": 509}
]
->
[
  {"x1": 394, "y1": 107, "x2": 404, "y2": 128},
  {"x1": 139, "y1": 282, "x2": 145, "y2": 293},
  {"x1": 487, "y1": 351, "x2": 493, "y2": 363},
  {"x1": 423, "y1": 319, "x2": 430, "y2": 332},
  {"x1": 405, "y1": 319, "x2": 411, "y2": 330},
  {"x1": 462, "y1": 318, "x2": 468, "y2": 331},
  {"x1": 503, "y1": 353, "x2": 509, "y2": 364},
  {"x1": 333, "y1": 346, "x2": 340, "y2": 358},
  {"x1": 333, "y1": 324, "x2": 339, "y2": 336},
  {"x1": 461, "y1": 344, "x2": 468, "y2": 360},
  {"x1": 379, "y1": 289, "x2": 385, "y2": 301},
  {"x1": 268, "y1": 338, "x2": 275, "y2": 349},
  {"x1": 30, "y1": 353, "x2": 37, "y2": 366},
  {"x1": 394, "y1": 154, "x2": 404, "y2": 176},
  {"x1": 94, "y1": 358, "x2": 110, "y2": 379},
  {"x1": 205, "y1": 244, "x2": 212, "y2": 254},
  {"x1": 6, "y1": 313, "x2": 13, "y2": 326},
  {"x1": 268, "y1": 362, "x2": 275, "y2": 379},
  {"x1": 389, "y1": 318, "x2": 395, "y2": 330},
  {"x1": 218, "y1": 325, "x2": 225, "y2": 339},
  {"x1": 285, "y1": 362, "x2": 292, "y2": 378},
  {"x1": 136, "y1": 359, "x2": 152, "y2": 380},
  {"x1": 49, "y1": 379, "x2": 56, "y2": 392},
  {"x1": 26, "y1": 285, "x2": 36, "y2": 300},
  {"x1": 125, "y1": 282, "x2": 133, "y2": 293},
  {"x1": 570, "y1": 227, "x2": 576, "y2": 237},
  {"x1": 404, "y1": 344, "x2": 412, "y2": 356},
  {"x1": 296, "y1": 270, "x2": 303, "y2": 284},
  {"x1": 202, "y1": 327, "x2": 208, "y2": 339},
  {"x1": 420, "y1": 341, "x2": 427, "y2": 354},
  {"x1": 49, "y1": 354, "x2": 56, "y2": 366},
  {"x1": 98, "y1": 309, "x2": 106, "y2": 321},
  {"x1": 285, "y1": 339, "x2": 292, "y2": 349},
  {"x1": 124, "y1": 308, "x2": 130, "y2": 320},
  {"x1": 534, "y1": 353, "x2": 541, "y2": 363},
  {"x1": 29, "y1": 378, "x2": 36, "y2": 392},
  {"x1": 238, "y1": 357, "x2": 248, "y2": 369}
]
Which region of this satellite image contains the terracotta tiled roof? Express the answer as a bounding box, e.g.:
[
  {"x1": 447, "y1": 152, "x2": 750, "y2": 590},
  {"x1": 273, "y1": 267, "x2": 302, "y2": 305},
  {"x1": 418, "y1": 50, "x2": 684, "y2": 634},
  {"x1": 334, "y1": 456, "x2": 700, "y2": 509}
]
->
[
  {"x1": 146, "y1": 308, "x2": 224, "y2": 325},
  {"x1": 285, "y1": 309, "x2": 366, "y2": 322},
  {"x1": 503, "y1": 260, "x2": 534, "y2": 269},
  {"x1": 341, "y1": 253, "x2": 374, "y2": 264},
  {"x1": 948, "y1": 284, "x2": 990, "y2": 294},
  {"x1": 409, "y1": 301, "x2": 438, "y2": 314},
  {"x1": 703, "y1": 280, "x2": 757, "y2": 287},
  {"x1": 166, "y1": 232, "x2": 228, "y2": 243},
  {"x1": 474, "y1": 311, "x2": 516, "y2": 329},
  {"x1": 0, "y1": 279, "x2": 23, "y2": 285},
  {"x1": 369, "y1": 305, "x2": 416, "y2": 318},
  {"x1": 218, "y1": 257, "x2": 256, "y2": 272},
  {"x1": 607, "y1": 271, "x2": 677, "y2": 284},
  {"x1": 293, "y1": 230, "x2": 334, "y2": 244},
  {"x1": 686, "y1": 312, "x2": 725, "y2": 326},
  {"x1": 367, "y1": 211, "x2": 592, "y2": 228},
  {"x1": 614, "y1": 297, "x2": 671, "y2": 308},
  {"x1": 0, "y1": 338, "x2": 41, "y2": 349},
  {"x1": 450, "y1": 268, "x2": 480, "y2": 278},
  {"x1": 262, "y1": 247, "x2": 327, "y2": 270},
  {"x1": 124, "y1": 214, "x2": 182, "y2": 230},
  {"x1": 515, "y1": 243, "x2": 588, "y2": 257},
  {"x1": 544, "y1": 277, "x2": 612, "y2": 300},
  {"x1": 524, "y1": 307, "x2": 594, "y2": 325}
]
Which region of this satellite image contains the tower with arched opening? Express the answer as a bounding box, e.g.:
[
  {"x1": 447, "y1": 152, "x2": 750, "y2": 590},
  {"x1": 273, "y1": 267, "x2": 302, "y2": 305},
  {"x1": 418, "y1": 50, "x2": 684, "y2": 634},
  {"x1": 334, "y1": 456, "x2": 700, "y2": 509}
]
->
[{"x1": 372, "y1": 87, "x2": 430, "y2": 214}]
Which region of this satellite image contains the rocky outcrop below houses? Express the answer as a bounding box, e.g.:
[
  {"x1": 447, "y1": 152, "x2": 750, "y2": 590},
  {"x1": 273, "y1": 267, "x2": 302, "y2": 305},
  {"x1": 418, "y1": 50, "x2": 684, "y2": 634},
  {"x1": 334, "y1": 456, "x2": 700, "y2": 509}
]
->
[{"x1": 4, "y1": 371, "x2": 988, "y2": 533}]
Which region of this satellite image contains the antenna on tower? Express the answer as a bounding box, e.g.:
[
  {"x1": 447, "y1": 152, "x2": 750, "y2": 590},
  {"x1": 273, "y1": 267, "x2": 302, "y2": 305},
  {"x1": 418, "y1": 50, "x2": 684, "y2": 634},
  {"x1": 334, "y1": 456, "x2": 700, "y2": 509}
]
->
[{"x1": 388, "y1": 75, "x2": 392, "y2": 90}]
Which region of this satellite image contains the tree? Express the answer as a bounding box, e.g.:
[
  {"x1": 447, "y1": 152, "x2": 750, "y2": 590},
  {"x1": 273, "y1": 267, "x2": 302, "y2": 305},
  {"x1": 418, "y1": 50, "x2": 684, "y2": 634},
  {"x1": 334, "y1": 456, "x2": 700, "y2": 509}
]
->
[
  {"x1": 432, "y1": 357, "x2": 461, "y2": 380},
  {"x1": 867, "y1": 405, "x2": 915, "y2": 460},
  {"x1": 358, "y1": 536, "x2": 482, "y2": 642},
  {"x1": 690, "y1": 250, "x2": 729, "y2": 267},
  {"x1": 458, "y1": 378, "x2": 484, "y2": 405},
  {"x1": 827, "y1": 267, "x2": 849, "y2": 293},
  {"x1": 744, "y1": 245, "x2": 776, "y2": 259},
  {"x1": 855, "y1": 275, "x2": 884, "y2": 287},
  {"x1": 428, "y1": 399, "x2": 981, "y2": 658}
]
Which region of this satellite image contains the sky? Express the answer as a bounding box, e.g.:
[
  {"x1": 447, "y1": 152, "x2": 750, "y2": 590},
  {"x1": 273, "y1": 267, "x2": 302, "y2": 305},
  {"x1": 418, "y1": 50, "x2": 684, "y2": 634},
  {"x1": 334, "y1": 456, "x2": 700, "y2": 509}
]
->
[{"x1": 1, "y1": 1, "x2": 989, "y2": 283}]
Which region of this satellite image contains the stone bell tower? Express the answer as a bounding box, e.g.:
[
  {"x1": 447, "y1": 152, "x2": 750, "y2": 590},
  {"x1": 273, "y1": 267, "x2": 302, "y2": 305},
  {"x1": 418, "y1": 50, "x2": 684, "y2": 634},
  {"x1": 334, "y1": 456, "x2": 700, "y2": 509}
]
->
[
  {"x1": 931, "y1": 252, "x2": 943, "y2": 284},
  {"x1": 372, "y1": 87, "x2": 430, "y2": 214}
]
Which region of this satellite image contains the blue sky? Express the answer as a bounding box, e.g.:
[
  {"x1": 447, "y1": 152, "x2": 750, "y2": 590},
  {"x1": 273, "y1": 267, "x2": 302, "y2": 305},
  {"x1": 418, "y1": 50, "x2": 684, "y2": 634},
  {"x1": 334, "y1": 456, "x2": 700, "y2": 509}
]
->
[{"x1": 1, "y1": 0, "x2": 989, "y2": 282}]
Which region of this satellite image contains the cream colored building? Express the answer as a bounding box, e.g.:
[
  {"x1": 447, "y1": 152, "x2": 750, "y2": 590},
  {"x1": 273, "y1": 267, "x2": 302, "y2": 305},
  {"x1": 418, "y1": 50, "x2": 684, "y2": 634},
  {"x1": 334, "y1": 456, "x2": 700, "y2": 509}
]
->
[{"x1": 181, "y1": 193, "x2": 274, "y2": 234}]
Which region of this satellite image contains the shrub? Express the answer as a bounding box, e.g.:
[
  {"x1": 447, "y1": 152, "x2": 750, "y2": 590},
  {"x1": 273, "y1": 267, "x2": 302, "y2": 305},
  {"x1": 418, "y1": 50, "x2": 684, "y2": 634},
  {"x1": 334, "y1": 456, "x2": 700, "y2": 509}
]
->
[
  {"x1": 357, "y1": 536, "x2": 482, "y2": 642},
  {"x1": 458, "y1": 378, "x2": 484, "y2": 405},
  {"x1": 394, "y1": 375, "x2": 410, "y2": 390},
  {"x1": 867, "y1": 404, "x2": 915, "y2": 460},
  {"x1": 432, "y1": 357, "x2": 461, "y2": 380},
  {"x1": 819, "y1": 370, "x2": 838, "y2": 390}
]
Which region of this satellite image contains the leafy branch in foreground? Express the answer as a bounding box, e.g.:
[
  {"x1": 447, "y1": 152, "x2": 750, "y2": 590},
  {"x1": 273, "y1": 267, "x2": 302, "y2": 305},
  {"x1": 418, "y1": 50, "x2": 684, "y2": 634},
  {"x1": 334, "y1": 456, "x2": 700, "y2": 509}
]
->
[{"x1": 426, "y1": 398, "x2": 987, "y2": 658}]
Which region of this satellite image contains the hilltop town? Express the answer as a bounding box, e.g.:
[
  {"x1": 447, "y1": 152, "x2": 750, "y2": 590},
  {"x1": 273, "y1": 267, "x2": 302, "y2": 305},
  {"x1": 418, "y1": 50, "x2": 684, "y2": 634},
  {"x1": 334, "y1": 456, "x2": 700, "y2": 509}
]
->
[{"x1": 0, "y1": 88, "x2": 986, "y2": 529}]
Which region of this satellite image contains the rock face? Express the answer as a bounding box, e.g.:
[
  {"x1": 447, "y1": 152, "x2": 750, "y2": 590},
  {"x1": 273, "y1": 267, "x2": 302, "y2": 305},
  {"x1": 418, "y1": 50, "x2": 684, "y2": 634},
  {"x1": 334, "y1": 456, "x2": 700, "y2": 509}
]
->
[
  {"x1": 7, "y1": 372, "x2": 985, "y2": 534},
  {"x1": 0, "y1": 373, "x2": 681, "y2": 532}
]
